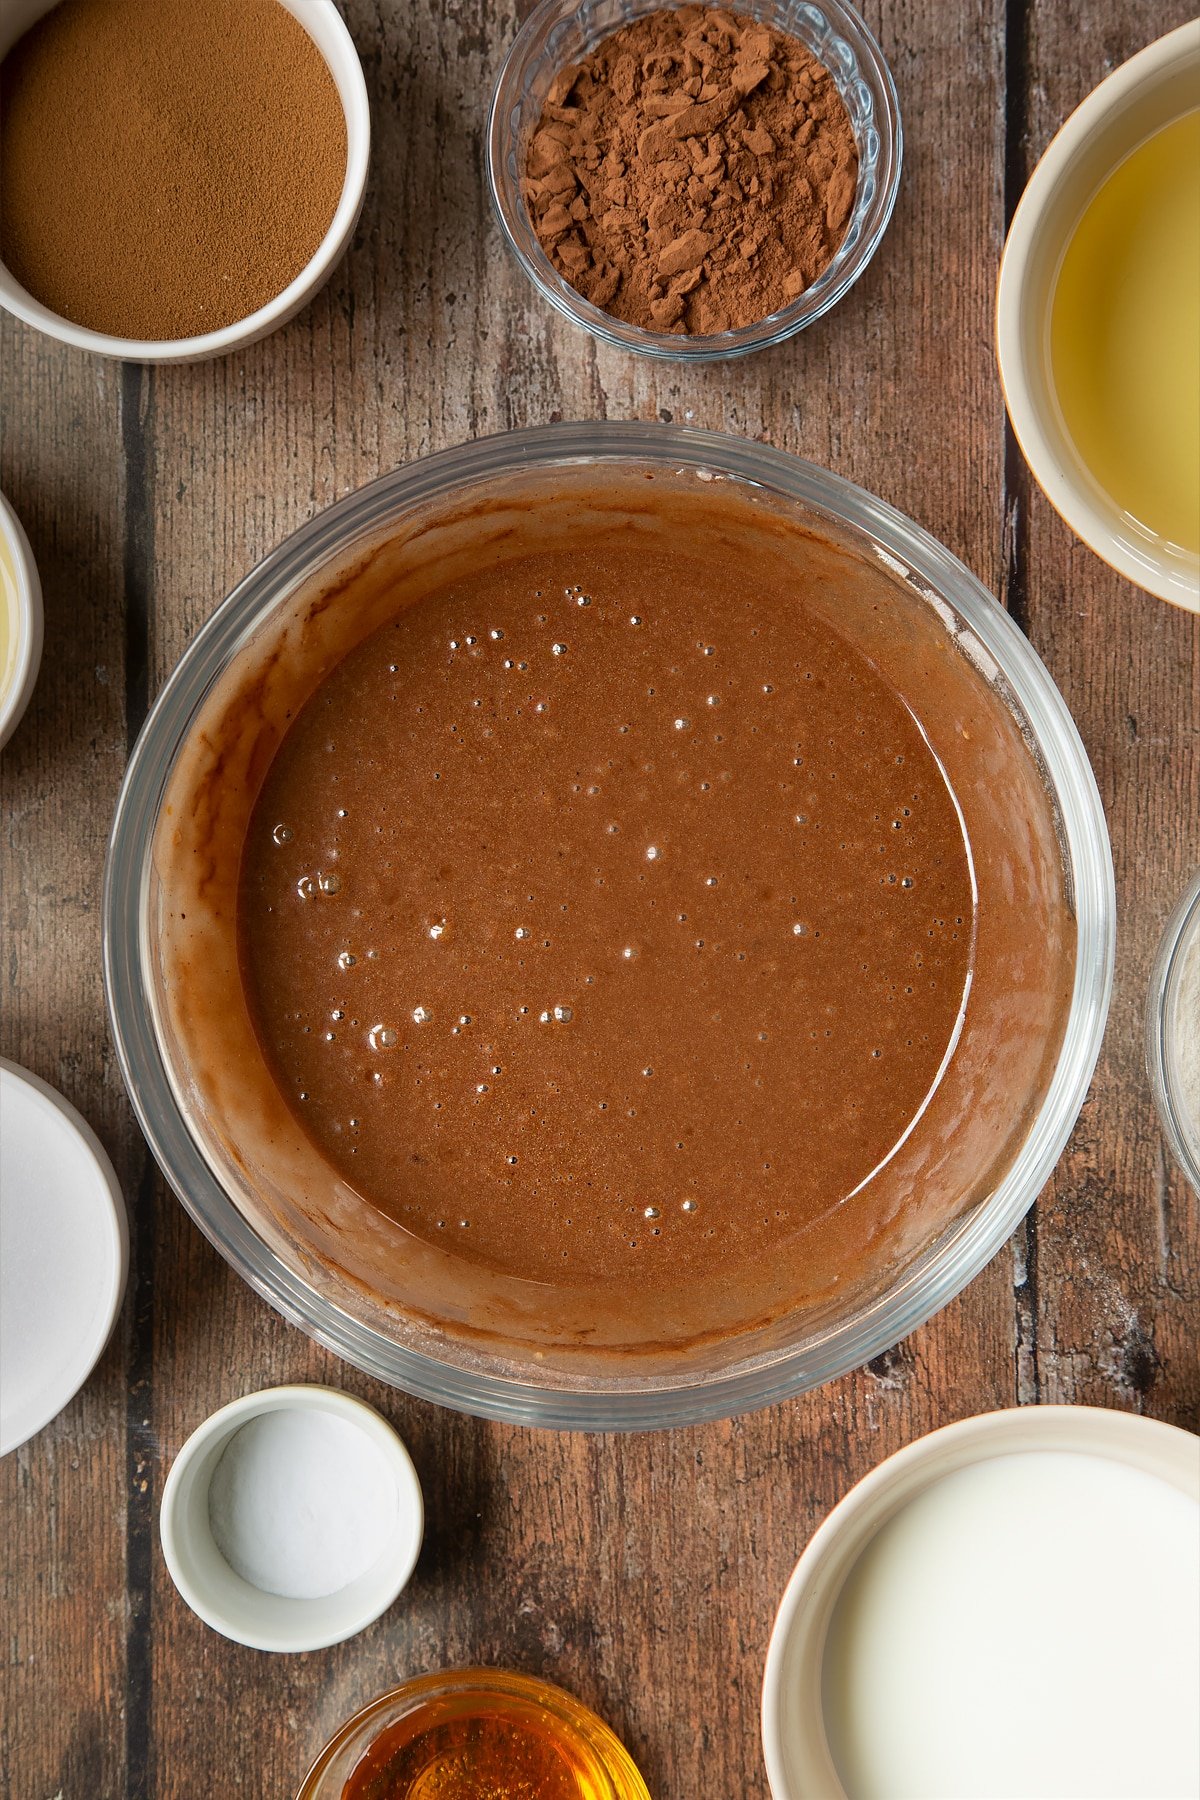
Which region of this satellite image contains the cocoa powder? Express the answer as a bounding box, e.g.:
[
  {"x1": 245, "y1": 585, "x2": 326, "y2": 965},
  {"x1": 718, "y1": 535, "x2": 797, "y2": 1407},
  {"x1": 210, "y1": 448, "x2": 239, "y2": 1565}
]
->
[
  {"x1": 522, "y1": 5, "x2": 860, "y2": 335},
  {"x1": 0, "y1": 0, "x2": 347, "y2": 341}
]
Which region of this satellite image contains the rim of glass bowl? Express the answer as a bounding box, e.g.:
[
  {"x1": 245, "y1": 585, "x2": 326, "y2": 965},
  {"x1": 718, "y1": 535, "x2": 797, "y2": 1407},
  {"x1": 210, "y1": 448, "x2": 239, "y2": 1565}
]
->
[
  {"x1": 103, "y1": 423, "x2": 1114, "y2": 1431},
  {"x1": 486, "y1": 0, "x2": 902, "y2": 362},
  {"x1": 296, "y1": 1669, "x2": 651, "y2": 1800},
  {"x1": 1146, "y1": 866, "x2": 1200, "y2": 1196}
]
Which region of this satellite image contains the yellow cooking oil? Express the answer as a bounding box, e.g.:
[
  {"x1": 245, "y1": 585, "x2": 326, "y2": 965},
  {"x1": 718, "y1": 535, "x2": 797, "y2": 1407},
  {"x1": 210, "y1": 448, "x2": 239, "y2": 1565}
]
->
[{"x1": 1050, "y1": 109, "x2": 1200, "y2": 556}]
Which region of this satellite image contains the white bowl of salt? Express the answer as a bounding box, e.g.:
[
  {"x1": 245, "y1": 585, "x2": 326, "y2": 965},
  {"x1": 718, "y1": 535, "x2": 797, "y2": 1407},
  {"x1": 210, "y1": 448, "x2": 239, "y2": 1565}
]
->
[{"x1": 160, "y1": 1384, "x2": 423, "y2": 1652}]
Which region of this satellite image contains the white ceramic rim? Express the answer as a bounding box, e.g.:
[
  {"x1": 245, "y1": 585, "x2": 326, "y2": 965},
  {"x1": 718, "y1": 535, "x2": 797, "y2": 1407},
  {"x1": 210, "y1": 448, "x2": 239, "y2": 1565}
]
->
[
  {"x1": 761, "y1": 1404, "x2": 1200, "y2": 1799},
  {"x1": 1146, "y1": 864, "x2": 1200, "y2": 1195},
  {"x1": 158, "y1": 1383, "x2": 424, "y2": 1653},
  {"x1": 0, "y1": 490, "x2": 44, "y2": 751},
  {"x1": 996, "y1": 21, "x2": 1200, "y2": 611},
  {"x1": 0, "y1": 0, "x2": 371, "y2": 364},
  {"x1": 0, "y1": 1057, "x2": 129, "y2": 1456}
]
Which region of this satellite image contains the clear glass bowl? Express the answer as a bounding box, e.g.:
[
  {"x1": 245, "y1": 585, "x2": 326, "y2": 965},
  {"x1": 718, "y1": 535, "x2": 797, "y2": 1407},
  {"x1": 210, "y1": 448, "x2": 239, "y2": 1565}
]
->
[
  {"x1": 295, "y1": 1670, "x2": 650, "y2": 1800},
  {"x1": 487, "y1": 0, "x2": 902, "y2": 360},
  {"x1": 103, "y1": 423, "x2": 1114, "y2": 1430},
  {"x1": 1146, "y1": 867, "x2": 1200, "y2": 1195}
]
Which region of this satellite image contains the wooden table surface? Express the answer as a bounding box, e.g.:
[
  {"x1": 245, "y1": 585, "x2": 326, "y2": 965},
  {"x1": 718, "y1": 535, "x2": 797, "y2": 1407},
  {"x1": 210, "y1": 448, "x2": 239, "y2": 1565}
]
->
[{"x1": 2, "y1": 2, "x2": 1197, "y2": 1795}]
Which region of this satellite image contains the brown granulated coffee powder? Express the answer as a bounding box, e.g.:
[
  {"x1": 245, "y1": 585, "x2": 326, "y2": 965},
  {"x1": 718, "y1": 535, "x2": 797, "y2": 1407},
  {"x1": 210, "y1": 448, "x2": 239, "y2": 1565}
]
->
[
  {"x1": 0, "y1": 0, "x2": 347, "y2": 341},
  {"x1": 523, "y1": 5, "x2": 859, "y2": 335}
]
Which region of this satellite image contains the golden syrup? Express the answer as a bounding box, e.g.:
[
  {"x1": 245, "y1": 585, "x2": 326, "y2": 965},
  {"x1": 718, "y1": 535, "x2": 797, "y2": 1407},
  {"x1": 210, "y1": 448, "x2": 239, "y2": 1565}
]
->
[
  {"x1": 1051, "y1": 110, "x2": 1200, "y2": 556},
  {"x1": 338, "y1": 1672, "x2": 649, "y2": 1800}
]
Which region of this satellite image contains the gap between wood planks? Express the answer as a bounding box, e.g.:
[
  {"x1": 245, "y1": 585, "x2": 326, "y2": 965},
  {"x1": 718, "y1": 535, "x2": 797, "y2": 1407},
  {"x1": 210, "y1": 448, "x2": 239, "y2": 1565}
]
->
[{"x1": 120, "y1": 362, "x2": 156, "y2": 1800}]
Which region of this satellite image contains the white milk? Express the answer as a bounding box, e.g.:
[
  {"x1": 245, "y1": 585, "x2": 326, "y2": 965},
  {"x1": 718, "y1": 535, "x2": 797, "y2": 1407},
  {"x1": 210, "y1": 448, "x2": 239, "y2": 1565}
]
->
[{"x1": 822, "y1": 1449, "x2": 1200, "y2": 1799}]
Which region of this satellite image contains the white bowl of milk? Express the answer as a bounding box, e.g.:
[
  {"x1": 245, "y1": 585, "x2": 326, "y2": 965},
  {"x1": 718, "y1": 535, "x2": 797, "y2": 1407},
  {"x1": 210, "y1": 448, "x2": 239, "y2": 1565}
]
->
[{"x1": 762, "y1": 1405, "x2": 1200, "y2": 1799}]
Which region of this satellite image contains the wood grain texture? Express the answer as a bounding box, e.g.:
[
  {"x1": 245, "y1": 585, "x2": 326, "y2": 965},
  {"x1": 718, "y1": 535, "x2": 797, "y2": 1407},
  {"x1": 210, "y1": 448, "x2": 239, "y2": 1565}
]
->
[
  {"x1": 1011, "y1": 0, "x2": 1200, "y2": 1425},
  {"x1": 0, "y1": 342, "x2": 137, "y2": 1800},
  {"x1": 1, "y1": 1, "x2": 1196, "y2": 1796}
]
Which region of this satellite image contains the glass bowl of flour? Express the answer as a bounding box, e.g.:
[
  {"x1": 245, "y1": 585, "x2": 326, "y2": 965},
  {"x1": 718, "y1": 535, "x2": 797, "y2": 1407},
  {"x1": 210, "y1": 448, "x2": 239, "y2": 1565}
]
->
[{"x1": 1147, "y1": 867, "x2": 1200, "y2": 1195}]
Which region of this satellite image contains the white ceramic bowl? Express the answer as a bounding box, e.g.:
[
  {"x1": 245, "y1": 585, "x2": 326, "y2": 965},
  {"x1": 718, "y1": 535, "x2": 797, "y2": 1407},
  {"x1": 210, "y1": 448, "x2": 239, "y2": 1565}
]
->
[
  {"x1": 159, "y1": 1384, "x2": 424, "y2": 1653},
  {"x1": 762, "y1": 1406, "x2": 1200, "y2": 1799},
  {"x1": 997, "y1": 22, "x2": 1200, "y2": 611},
  {"x1": 0, "y1": 0, "x2": 370, "y2": 364},
  {"x1": 0, "y1": 1058, "x2": 128, "y2": 1456},
  {"x1": 0, "y1": 489, "x2": 43, "y2": 750}
]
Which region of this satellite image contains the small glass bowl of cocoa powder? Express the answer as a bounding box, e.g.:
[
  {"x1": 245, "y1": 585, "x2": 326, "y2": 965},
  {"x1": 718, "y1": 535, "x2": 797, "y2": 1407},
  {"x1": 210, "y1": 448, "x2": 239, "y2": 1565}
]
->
[{"x1": 488, "y1": 0, "x2": 901, "y2": 360}]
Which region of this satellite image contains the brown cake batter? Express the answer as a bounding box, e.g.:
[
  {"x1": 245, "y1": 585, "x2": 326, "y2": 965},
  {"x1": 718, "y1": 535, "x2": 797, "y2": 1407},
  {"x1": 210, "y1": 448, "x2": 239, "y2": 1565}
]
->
[
  {"x1": 240, "y1": 538, "x2": 974, "y2": 1293},
  {"x1": 154, "y1": 466, "x2": 1074, "y2": 1368}
]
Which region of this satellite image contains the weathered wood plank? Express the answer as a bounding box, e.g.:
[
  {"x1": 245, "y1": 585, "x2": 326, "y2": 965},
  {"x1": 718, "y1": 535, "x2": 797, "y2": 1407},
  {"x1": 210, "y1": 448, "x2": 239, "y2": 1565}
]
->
[
  {"x1": 2, "y1": 1, "x2": 1195, "y2": 1797},
  {"x1": 0, "y1": 328, "x2": 136, "y2": 1799},
  {"x1": 134, "y1": 1, "x2": 1015, "y2": 1795},
  {"x1": 1014, "y1": 0, "x2": 1200, "y2": 1428}
]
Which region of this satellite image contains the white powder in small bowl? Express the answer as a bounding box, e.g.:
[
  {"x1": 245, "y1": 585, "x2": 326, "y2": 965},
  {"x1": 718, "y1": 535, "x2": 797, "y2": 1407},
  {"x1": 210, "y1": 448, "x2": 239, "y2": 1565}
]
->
[{"x1": 208, "y1": 1407, "x2": 398, "y2": 1600}]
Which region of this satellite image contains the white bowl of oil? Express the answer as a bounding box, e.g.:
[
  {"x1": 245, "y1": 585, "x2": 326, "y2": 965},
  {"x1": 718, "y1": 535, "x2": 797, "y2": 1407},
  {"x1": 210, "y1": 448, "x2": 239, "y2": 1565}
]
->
[
  {"x1": 0, "y1": 490, "x2": 43, "y2": 750},
  {"x1": 997, "y1": 22, "x2": 1200, "y2": 612}
]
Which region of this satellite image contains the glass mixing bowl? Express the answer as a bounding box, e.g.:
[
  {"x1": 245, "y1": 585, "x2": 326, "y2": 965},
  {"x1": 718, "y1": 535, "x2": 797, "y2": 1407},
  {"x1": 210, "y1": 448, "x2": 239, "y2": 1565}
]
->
[
  {"x1": 104, "y1": 424, "x2": 1114, "y2": 1429},
  {"x1": 1146, "y1": 867, "x2": 1200, "y2": 1195}
]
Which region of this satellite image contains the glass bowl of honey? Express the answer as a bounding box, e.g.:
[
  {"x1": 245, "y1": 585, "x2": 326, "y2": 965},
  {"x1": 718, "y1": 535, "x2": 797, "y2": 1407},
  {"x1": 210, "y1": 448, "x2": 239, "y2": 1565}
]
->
[
  {"x1": 998, "y1": 22, "x2": 1200, "y2": 611},
  {"x1": 296, "y1": 1669, "x2": 650, "y2": 1800},
  {"x1": 104, "y1": 422, "x2": 1114, "y2": 1429}
]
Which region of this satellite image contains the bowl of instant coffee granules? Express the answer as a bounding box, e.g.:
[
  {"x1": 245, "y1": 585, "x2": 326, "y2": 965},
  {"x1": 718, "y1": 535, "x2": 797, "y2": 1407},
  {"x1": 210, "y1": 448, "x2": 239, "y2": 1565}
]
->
[
  {"x1": 488, "y1": 0, "x2": 901, "y2": 359},
  {"x1": 0, "y1": 0, "x2": 369, "y2": 362}
]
